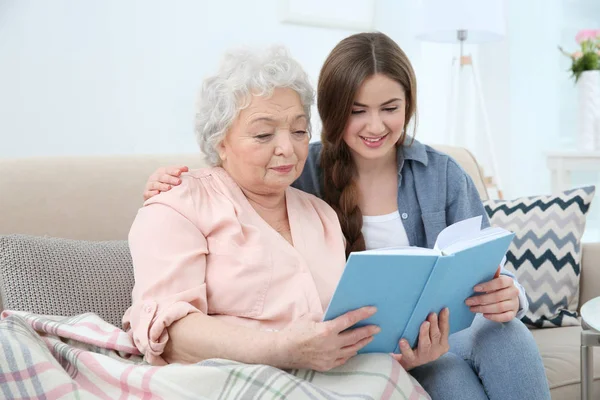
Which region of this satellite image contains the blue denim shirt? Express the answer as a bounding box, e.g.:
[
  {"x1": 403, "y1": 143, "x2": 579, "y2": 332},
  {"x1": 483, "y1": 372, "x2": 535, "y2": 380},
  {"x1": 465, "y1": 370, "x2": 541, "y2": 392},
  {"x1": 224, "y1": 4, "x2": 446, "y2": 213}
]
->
[{"x1": 293, "y1": 138, "x2": 528, "y2": 317}]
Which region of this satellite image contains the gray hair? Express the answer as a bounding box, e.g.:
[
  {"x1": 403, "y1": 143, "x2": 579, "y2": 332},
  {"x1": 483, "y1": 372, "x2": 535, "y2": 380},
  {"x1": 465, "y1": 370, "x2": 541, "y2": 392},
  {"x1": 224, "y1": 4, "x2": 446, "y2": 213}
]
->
[{"x1": 195, "y1": 46, "x2": 315, "y2": 166}]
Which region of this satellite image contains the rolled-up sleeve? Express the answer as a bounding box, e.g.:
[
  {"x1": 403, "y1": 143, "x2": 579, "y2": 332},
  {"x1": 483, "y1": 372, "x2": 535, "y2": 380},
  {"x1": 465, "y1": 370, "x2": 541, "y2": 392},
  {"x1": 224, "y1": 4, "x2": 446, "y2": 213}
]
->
[{"x1": 123, "y1": 183, "x2": 208, "y2": 365}]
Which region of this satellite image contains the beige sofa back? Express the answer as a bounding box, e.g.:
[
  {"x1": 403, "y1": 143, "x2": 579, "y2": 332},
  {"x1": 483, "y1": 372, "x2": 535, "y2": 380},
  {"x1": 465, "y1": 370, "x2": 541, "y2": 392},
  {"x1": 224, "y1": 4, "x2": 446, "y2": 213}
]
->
[
  {"x1": 0, "y1": 153, "x2": 209, "y2": 241},
  {"x1": 1, "y1": 145, "x2": 597, "y2": 307},
  {"x1": 0, "y1": 146, "x2": 487, "y2": 240}
]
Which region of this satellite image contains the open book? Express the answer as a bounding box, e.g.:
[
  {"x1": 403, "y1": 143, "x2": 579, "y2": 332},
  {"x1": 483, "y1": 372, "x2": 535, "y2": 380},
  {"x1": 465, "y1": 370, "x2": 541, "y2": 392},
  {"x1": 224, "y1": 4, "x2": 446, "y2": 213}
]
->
[{"x1": 322, "y1": 216, "x2": 515, "y2": 354}]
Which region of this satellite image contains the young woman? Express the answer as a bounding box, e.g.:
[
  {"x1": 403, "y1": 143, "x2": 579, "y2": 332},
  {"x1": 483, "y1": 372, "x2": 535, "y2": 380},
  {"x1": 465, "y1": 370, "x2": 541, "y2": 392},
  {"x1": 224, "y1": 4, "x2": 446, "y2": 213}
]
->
[{"x1": 142, "y1": 32, "x2": 550, "y2": 399}]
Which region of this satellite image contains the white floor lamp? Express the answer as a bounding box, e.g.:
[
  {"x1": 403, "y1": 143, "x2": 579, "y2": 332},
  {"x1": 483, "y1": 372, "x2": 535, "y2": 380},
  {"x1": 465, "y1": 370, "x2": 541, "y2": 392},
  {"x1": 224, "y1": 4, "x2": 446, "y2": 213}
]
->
[{"x1": 415, "y1": 0, "x2": 506, "y2": 198}]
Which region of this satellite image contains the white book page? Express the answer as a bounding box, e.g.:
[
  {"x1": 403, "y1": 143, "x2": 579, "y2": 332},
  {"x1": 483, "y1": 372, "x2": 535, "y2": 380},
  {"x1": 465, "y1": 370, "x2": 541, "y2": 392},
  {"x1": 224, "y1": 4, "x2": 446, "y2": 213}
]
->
[
  {"x1": 360, "y1": 246, "x2": 441, "y2": 256},
  {"x1": 434, "y1": 216, "x2": 483, "y2": 251},
  {"x1": 443, "y1": 227, "x2": 512, "y2": 254}
]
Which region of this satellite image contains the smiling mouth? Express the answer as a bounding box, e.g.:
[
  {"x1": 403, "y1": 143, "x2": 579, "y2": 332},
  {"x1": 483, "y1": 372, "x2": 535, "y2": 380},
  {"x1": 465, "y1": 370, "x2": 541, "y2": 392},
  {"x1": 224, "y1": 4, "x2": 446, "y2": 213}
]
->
[
  {"x1": 271, "y1": 164, "x2": 294, "y2": 173},
  {"x1": 360, "y1": 133, "x2": 388, "y2": 142}
]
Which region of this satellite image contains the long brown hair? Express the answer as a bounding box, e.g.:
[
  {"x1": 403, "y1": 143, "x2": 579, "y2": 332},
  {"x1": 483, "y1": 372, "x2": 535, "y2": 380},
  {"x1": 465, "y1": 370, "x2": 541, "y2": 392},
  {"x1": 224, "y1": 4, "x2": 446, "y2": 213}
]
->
[{"x1": 318, "y1": 32, "x2": 418, "y2": 257}]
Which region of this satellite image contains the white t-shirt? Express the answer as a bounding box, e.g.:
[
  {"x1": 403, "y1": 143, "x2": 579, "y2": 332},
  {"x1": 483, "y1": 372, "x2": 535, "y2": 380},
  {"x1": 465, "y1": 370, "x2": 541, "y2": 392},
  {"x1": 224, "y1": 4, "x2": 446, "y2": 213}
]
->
[{"x1": 362, "y1": 211, "x2": 410, "y2": 250}]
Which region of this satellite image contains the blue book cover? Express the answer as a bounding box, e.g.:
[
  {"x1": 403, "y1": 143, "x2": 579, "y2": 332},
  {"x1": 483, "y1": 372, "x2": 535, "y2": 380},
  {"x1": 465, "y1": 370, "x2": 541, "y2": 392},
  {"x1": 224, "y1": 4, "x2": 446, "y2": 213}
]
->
[{"x1": 322, "y1": 216, "x2": 515, "y2": 354}]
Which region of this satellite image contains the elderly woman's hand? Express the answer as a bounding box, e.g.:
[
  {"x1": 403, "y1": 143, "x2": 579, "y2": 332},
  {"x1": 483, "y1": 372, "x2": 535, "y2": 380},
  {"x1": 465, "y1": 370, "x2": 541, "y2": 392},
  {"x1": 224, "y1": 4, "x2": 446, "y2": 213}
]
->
[
  {"x1": 276, "y1": 306, "x2": 380, "y2": 372},
  {"x1": 391, "y1": 308, "x2": 450, "y2": 371},
  {"x1": 143, "y1": 166, "x2": 188, "y2": 201}
]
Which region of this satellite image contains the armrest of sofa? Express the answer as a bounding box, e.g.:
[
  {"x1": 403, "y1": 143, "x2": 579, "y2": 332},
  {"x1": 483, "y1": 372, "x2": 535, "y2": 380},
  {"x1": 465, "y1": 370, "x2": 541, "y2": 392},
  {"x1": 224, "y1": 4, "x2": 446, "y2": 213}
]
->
[{"x1": 579, "y1": 242, "x2": 600, "y2": 310}]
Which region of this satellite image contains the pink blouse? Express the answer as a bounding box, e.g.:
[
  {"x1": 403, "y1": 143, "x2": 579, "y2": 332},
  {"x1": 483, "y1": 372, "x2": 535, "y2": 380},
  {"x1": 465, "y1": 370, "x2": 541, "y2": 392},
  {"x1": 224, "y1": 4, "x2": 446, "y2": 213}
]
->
[{"x1": 122, "y1": 167, "x2": 346, "y2": 365}]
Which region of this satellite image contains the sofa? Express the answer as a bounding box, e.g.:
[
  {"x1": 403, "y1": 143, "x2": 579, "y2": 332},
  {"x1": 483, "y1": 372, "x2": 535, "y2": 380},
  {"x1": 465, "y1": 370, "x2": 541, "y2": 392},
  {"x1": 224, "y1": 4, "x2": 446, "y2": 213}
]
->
[{"x1": 0, "y1": 145, "x2": 598, "y2": 399}]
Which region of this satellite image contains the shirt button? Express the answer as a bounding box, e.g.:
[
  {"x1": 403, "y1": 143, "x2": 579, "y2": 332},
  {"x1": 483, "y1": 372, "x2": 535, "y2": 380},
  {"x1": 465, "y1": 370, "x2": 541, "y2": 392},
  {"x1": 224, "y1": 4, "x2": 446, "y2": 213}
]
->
[
  {"x1": 144, "y1": 305, "x2": 153, "y2": 313},
  {"x1": 401, "y1": 213, "x2": 408, "y2": 220}
]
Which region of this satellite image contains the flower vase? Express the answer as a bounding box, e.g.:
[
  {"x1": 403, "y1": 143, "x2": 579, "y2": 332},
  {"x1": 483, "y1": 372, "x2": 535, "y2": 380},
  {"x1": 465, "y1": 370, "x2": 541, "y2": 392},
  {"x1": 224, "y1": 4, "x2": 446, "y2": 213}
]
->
[{"x1": 577, "y1": 70, "x2": 600, "y2": 151}]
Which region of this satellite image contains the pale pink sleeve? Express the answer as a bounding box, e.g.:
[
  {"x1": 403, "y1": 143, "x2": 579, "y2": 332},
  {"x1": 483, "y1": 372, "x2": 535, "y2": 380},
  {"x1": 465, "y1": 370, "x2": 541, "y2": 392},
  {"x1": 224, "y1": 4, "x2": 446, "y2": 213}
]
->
[{"x1": 125, "y1": 180, "x2": 208, "y2": 365}]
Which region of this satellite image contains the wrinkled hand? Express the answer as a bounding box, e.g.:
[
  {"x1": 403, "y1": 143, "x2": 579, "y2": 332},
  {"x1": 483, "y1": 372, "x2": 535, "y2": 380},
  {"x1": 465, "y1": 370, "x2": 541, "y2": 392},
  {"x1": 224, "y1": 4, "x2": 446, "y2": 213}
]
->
[
  {"x1": 277, "y1": 306, "x2": 380, "y2": 372},
  {"x1": 465, "y1": 267, "x2": 520, "y2": 322},
  {"x1": 143, "y1": 166, "x2": 188, "y2": 201},
  {"x1": 391, "y1": 308, "x2": 450, "y2": 371}
]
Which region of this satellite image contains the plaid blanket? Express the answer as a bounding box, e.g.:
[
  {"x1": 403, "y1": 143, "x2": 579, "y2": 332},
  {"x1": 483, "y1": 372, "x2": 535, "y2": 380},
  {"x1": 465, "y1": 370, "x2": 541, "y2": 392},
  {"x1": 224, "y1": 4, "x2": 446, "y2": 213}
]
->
[{"x1": 0, "y1": 311, "x2": 430, "y2": 400}]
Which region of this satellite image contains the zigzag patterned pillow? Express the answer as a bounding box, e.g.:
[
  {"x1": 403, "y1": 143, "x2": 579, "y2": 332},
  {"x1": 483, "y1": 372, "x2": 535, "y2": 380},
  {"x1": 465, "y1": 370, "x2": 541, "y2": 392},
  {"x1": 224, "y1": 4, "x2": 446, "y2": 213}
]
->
[{"x1": 484, "y1": 186, "x2": 596, "y2": 328}]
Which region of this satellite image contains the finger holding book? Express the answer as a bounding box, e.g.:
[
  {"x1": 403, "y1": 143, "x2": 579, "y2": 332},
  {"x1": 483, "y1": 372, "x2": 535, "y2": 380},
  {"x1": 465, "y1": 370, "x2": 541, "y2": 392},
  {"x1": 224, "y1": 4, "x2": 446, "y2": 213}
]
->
[
  {"x1": 390, "y1": 308, "x2": 450, "y2": 371},
  {"x1": 465, "y1": 267, "x2": 520, "y2": 323}
]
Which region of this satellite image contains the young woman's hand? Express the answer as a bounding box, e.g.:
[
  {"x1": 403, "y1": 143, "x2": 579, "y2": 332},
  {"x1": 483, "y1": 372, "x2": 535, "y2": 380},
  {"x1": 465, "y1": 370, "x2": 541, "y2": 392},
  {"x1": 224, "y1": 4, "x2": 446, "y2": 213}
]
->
[
  {"x1": 276, "y1": 306, "x2": 380, "y2": 372},
  {"x1": 391, "y1": 308, "x2": 450, "y2": 371},
  {"x1": 465, "y1": 267, "x2": 520, "y2": 322},
  {"x1": 143, "y1": 166, "x2": 188, "y2": 201}
]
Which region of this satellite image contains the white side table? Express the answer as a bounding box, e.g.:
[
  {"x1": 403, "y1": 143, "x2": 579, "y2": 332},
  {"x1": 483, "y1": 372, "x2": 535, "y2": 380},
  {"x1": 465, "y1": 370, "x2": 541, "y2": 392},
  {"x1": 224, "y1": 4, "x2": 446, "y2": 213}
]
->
[
  {"x1": 580, "y1": 297, "x2": 600, "y2": 400},
  {"x1": 546, "y1": 151, "x2": 600, "y2": 193}
]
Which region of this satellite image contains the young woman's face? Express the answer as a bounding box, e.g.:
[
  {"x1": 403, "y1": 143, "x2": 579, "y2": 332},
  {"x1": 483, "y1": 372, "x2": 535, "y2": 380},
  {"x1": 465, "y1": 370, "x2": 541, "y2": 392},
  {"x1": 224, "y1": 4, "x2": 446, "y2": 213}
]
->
[{"x1": 342, "y1": 74, "x2": 406, "y2": 163}]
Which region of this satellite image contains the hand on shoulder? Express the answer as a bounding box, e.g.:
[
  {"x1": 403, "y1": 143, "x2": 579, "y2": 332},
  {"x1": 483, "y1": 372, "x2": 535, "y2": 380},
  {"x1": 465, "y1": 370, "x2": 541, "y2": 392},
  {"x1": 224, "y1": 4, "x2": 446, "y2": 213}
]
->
[{"x1": 143, "y1": 166, "x2": 188, "y2": 201}]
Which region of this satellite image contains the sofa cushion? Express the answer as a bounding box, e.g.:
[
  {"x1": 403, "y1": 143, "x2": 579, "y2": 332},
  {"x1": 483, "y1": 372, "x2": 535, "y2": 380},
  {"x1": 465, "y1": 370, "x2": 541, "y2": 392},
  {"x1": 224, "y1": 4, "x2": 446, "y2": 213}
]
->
[
  {"x1": 531, "y1": 326, "x2": 600, "y2": 397},
  {"x1": 0, "y1": 234, "x2": 134, "y2": 327},
  {"x1": 484, "y1": 186, "x2": 596, "y2": 328}
]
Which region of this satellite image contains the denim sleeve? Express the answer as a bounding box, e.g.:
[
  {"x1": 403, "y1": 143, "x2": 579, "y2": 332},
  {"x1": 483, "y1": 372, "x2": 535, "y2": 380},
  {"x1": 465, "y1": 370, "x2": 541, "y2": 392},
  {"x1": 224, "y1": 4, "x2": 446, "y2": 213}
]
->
[
  {"x1": 446, "y1": 159, "x2": 529, "y2": 317},
  {"x1": 292, "y1": 141, "x2": 323, "y2": 199},
  {"x1": 498, "y1": 255, "x2": 529, "y2": 318}
]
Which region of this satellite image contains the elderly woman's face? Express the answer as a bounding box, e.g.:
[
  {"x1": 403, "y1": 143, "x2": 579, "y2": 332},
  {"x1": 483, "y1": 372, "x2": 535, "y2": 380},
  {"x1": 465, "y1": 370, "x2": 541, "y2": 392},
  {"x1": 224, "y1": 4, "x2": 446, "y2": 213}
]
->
[{"x1": 218, "y1": 88, "x2": 309, "y2": 195}]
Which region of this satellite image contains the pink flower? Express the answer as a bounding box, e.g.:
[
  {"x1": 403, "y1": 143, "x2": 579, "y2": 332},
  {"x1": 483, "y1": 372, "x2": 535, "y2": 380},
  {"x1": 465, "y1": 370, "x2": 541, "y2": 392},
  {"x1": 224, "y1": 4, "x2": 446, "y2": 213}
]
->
[
  {"x1": 573, "y1": 51, "x2": 584, "y2": 59},
  {"x1": 576, "y1": 29, "x2": 598, "y2": 43}
]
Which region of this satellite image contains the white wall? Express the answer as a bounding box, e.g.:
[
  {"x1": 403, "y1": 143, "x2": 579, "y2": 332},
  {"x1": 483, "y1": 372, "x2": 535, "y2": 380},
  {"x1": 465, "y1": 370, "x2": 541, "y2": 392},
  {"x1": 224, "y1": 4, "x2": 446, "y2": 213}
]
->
[
  {"x1": 0, "y1": 0, "x2": 360, "y2": 157},
  {"x1": 0, "y1": 0, "x2": 484, "y2": 159},
  {"x1": 1, "y1": 0, "x2": 597, "y2": 207},
  {"x1": 505, "y1": 0, "x2": 563, "y2": 198}
]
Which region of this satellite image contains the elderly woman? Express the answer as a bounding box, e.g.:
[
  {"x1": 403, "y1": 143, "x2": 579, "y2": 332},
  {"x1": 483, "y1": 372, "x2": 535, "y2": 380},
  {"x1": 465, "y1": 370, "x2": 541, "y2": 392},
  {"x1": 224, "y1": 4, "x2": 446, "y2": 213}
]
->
[{"x1": 122, "y1": 47, "x2": 389, "y2": 371}]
